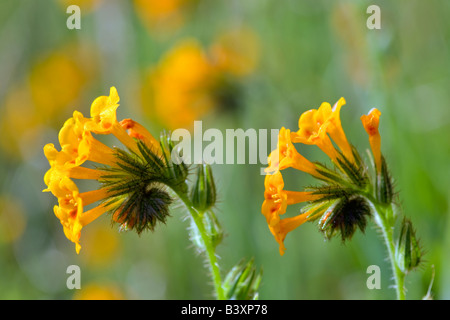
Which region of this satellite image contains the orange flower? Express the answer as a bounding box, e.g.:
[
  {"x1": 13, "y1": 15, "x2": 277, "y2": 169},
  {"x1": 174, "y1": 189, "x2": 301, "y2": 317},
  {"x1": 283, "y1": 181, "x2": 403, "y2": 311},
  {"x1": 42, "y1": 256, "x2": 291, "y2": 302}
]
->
[
  {"x1": 292, "y1": 98, "x2": 355, "y2": 164},
  {"x1": 120, "y1": 119, "x2": 161, "y2": 155},
  {"x1": 58, "y1": 111, "x2": 117, "y2": 167},
  {"x1": 44, "y1": 87, "x2": 161, "y2": 253},
  {"x1": 292, "y1": 104, "x2": 335, "y2": 158},
  {"x1": 86, "y1": 87, "x2": 140, "y2": 154},
  {"x1": 43, "y1": 143, "x2": 103, "y2": 189},
  {"x1": 266, "y1": 127, "x2": 319, "y2": 177},
  {"x1": 48, "y1": 176, "x2": 111, "y2": 254},
  {"x1": 361, "y1": 108, "x2": 382, "y2": 172},
  {"x1": 327, "y1": 97, "x2": 355, "y2": 163},
  {"x1": 269, "y1": 212, "x2": 309, "y2": 256},
  {"x1": 262, "y1": 171, "x2": 318, "y2": 227}
]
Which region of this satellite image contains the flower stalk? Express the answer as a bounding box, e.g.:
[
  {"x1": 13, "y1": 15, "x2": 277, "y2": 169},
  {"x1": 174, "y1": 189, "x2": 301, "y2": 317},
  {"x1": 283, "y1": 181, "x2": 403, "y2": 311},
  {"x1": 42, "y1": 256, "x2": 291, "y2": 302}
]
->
[
  {"x1": 368, "y1": 200, "x2": 406, "y2": 300},
  {"x1": 175, "y1": 190, "x2": 225, "y2": 300}
]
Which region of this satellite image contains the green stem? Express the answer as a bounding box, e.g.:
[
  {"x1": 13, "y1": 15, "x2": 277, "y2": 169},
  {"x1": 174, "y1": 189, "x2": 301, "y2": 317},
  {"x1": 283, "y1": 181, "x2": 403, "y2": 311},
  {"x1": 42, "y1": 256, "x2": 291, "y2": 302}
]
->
[
  {"x1": 174, "y1": 190, "x2": 225, "y2": 300},
  {"x1": 370, "y1": 201, "x2": 406, "y2": 300}
]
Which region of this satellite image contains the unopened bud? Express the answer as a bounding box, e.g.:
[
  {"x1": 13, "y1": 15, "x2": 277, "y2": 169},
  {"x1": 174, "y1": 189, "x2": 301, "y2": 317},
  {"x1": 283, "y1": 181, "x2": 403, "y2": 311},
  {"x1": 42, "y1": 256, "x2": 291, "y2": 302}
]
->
[
  {"x1": 376, "y1": 156, "x2": 394, "y2": 204},
  {"x1": 222, "y1": 258, "x2": 262, "y2": 300},
  {"x1": 191, "y1": 163, "x2": 217, "y2": 212},
  {"x1": 159, "y1": 131, "x2": 188, "y2": 192},
  {"x1": 396, "y1": 218, "x2": 422, "y2": 273}
]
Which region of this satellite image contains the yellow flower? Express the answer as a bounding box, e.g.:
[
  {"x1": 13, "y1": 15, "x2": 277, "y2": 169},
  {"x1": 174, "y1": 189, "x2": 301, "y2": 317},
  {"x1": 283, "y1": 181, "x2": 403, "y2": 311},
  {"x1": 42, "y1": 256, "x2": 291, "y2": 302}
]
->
[
  {"x1": 262, "y1": 171, "x2": 319, "y2": 227},
  {"x1": 43, "y1": 143, "x2": 105, "y2": 190},
  {"x1": 48, "y1": 176, "x2": 112, "y2": 254},
  {"x1": 326, "y1": 97, "x2": 355, "y2": 163},
  {"x1": 262, "y1": 98, "x2": 381, "y2": 255},
  {"x1": 86, "y1": 87, "x2": 140, "y2": 155},
  {"x1": 293, "y1": 104, "x2": 335, "y2": 161},
  {"x1": 266, "y1": 127, "x2": 320, "y2": 177},
  {"x1": 88, "y1": 87, "x2": 120, "y2": 133},
  {"x1": 361, "y1": 108, "x2": 382, "y2": 172},
  {"x1": 269, "y1": 212, "x2": 309, "y2": 256},
  {"x1": 292, "y1": 98, "x2": 355, "y2": 164},
  {"x1": 57, "y1": 111, "x2": 117, "y2": 167},
  {"x1": 44, "y1": 87, "x2": 163, "y2": 254}
]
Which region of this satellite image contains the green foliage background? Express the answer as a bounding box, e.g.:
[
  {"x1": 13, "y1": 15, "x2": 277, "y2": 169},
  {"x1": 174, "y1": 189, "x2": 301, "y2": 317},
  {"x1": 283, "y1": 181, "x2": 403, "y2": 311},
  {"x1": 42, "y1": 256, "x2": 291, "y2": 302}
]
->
[{"x1": 0, "y1": 0, "x2": 449, "y2": 300}]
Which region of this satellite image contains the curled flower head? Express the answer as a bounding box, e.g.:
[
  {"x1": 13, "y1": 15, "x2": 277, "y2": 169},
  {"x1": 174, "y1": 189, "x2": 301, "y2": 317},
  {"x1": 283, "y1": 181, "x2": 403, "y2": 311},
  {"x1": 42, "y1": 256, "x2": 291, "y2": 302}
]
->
[
  {"x1": 361, "y1": 108, "x2": 382, "y2": 172},
  {"x1": 43, "y1": 87, "x2": 181, "y2": 253},
  {"x1": 262, "y1": 97, "x2": 385, "y2": 255}
]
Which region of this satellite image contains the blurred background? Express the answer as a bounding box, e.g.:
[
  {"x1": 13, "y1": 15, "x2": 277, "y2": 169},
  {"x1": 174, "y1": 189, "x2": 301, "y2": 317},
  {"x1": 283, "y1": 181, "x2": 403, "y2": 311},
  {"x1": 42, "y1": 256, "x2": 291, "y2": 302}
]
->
[{"x1": 0, "y1": 0, "x2": 449, "y2": 300}]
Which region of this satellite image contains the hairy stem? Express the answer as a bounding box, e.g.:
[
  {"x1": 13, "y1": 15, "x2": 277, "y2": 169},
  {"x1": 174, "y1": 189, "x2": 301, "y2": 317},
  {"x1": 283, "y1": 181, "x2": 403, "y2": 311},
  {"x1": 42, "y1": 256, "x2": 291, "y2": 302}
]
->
[
  {"x1": 174, "y1": 190, "x2": 225, "y2": 300},
  {"x1": 369, "y1": 201, "x2": 406, "y2": 300}
]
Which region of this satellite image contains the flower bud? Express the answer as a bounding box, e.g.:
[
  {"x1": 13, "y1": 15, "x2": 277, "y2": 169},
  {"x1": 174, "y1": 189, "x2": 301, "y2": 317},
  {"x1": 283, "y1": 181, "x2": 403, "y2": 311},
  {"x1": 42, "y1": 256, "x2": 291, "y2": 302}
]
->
[
  {"x1": 191, "y1": 163, "x2": 217, "y2": 212},
  {"x1": 396, "y1": 218, "x2": 422, "y2": 273},
  {"x1": 159, "y1": 131, "x2": 189, "y2": 193},
  {"x1": 222, "y1": 258, "x2": 262, "y2": 300},
  {"x1": 376, "y1": 156, "x2": 394, "y2": 204}
]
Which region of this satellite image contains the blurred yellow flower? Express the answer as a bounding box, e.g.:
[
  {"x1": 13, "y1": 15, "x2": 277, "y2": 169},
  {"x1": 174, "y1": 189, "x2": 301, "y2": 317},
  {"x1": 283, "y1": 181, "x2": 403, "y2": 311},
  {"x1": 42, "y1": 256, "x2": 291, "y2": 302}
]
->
[
  {"x1": 0, "y1": 86, "x2": 40, "y2": 158},
  {"x1": 210, "y1": 27, "x2": 260, "y2": 77},
  {"x1": 29, "y1": 53, "x2": 86, "y2": 120},
  {"x1": 142, "y1": 39, "x2": 216, "y2": 130},
  {"x1": 73, "y1": 283, "x2": 124, "y2": 300},
  {"x1": 141, "y1": 30, "x2": 260, "y2": 130},
  {"x1": 133, "y1": 0, "x2": 187, "y2": 37},
  {"x1": 0, "y1": 48, "x2": 95, "y2": 160},
  {"x1": 0, "y1": 196, "x2": 26, "y2": 244},
  {"x1": 80, "y1": 224, "x2": 121, "y2": 267}
]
